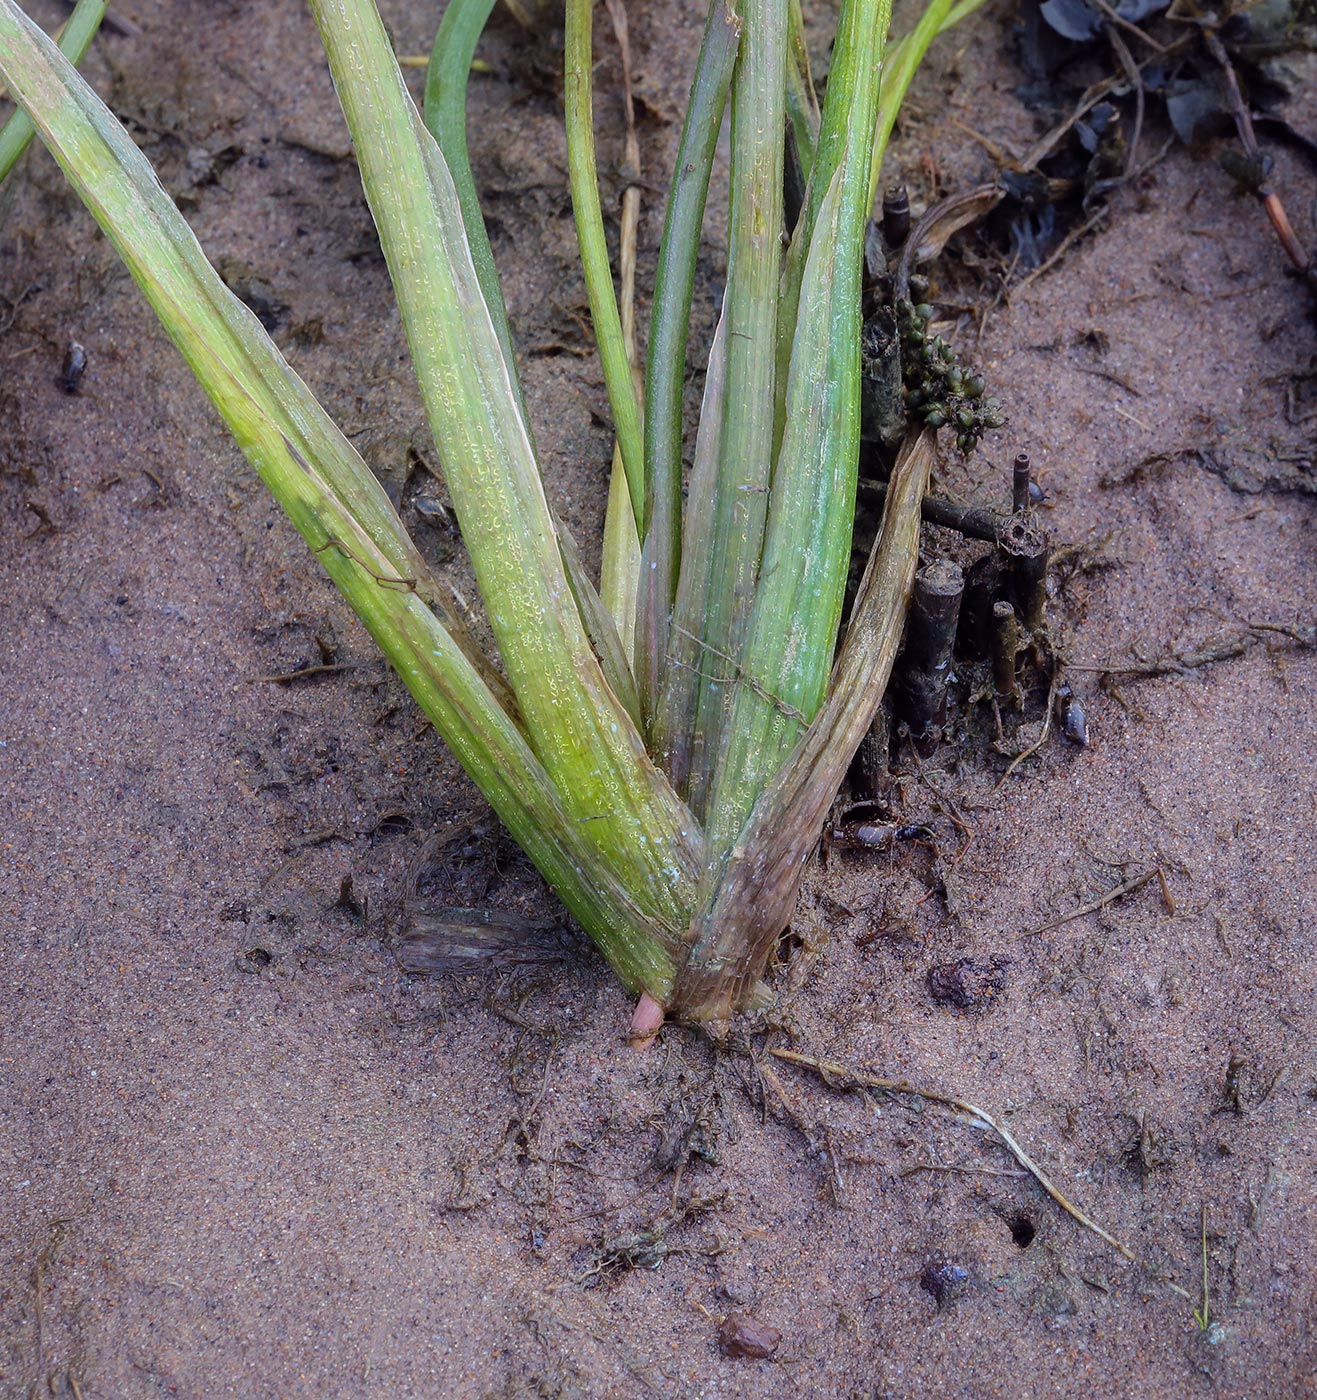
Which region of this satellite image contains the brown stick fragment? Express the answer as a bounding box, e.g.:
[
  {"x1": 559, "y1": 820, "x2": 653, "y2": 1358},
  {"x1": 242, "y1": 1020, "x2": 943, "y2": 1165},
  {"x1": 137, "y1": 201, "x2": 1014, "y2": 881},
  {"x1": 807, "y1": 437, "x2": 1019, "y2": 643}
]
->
[
  {"x1": 1203, "y1": 26, "x2": 1313, "y2": 284},
  {"x1": 992, "y1": 601, "x2": 1022, "y2": 707},
  {"x1": 859, "y1": 479, "x2": 1008, "y2": 542},
  {"x1": 897, "y1": 558, "x2": 964, "y2": 753},
  {"x1": 996, "y1": 513, "x2": 1049, "y2": 633},
  {"x1": 1012, "y1": 450, "x2": 1032, "y2": 514},
  {"x1": 1020, "y1": 868, "x2": 1159, "y2": 937}
]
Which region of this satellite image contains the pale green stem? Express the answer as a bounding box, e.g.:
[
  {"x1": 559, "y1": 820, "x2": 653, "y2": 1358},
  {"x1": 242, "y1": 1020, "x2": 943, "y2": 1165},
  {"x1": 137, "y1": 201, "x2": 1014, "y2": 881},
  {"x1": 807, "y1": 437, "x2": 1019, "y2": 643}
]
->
[
  {"x1": 637, "y1": 0, "x2": 740, "y2": 727},
  {"x1": 674, "y1": 432, "x2": 934, "y2": 1018},
  {"x1": 0, "y1": 0, "x2": 104, "y2": 184},
  {"x1": 422, "y1": 0, "x2": 518, "y2": 391},
  {"x1": 706, "y1": 0, "x2": 890, "y2": 853},
  {"x1": 868, "y1": 0, "x2": 984, "y2": 206},
  {"x1": 785, "y1": 0, "x2": 819, "y2": 175},
  {"x1": 0, "y1": 0, "x2": 685, "y2": 998},
  {"x1": 678, "y1": 0, "x2": 786, "y2": 825},
  {"x1": 564, "y1": 0, "x2": 645, "y2": 526},
  {"x1": 308, "y1": 0, "x2": 703, "y2": 931}
]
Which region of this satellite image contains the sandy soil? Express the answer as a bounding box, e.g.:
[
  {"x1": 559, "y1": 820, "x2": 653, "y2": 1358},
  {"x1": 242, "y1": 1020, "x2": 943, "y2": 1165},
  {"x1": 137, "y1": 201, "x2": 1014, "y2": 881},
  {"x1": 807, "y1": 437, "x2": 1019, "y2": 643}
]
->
[{"x1": 2, "y1": 1, "x2": 1315, "y2": 1396}]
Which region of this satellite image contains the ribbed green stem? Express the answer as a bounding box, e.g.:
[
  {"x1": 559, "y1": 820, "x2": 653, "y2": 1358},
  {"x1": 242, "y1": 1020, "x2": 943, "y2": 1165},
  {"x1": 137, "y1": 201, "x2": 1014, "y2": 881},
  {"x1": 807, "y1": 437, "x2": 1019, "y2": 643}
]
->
[
  {"x1": 637, "y1": 0, "x2": 740, "y2": 726},
  {"x1": 784, "y1": 0, "x2": 819, "y2": 177},
  {"x1": 564, "y1": 0, "x2": 645, "y2": 526},
  {"x1": 0, "y1": 0, "x2": 684, "y2": 999},
  {"x1": 674, "y1": 433, "x2": 934, "y2": 1018},
  {"x1": 422, "y1": 0, "x2": 518, "y2": 389},
  {"x1": 309, "y1": 0, "x2": 703, "y2": 933},
  {"x1": 0, "y1": 0, "x2": 104, "y2": 184},
  {"x1": 422, "y1": 0, "x2": 642, "y2": 736},
  {"x1": 676, "y1": 0, "x2": 786, "y2": 824},
  {"x1": 706, "y1": 0, "x2": 889, "y2": 853},
  {"x1": 867, "y1": 0, "x2": 983, "y2": 206}
]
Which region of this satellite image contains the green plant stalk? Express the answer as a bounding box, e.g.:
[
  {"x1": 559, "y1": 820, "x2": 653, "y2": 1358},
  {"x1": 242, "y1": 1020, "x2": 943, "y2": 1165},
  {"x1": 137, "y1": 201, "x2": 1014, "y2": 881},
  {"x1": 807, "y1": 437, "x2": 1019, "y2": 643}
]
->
[
  {"x1": 564, "y1": 0, "x2": 645, "y2": 527},
  {"x1": 785, "y1": 0, "x2": 820, "y2": 176},
  {"x1": 638, "y1": 0, "x2": 740, "y2": 727},
  {"x1": 0, "y1": 0, "x2": 500, "y2": 703},
  {"x1": 0, "y1": 0, "x2": 103, "y2": 184},
  {"x1": 705, "y1": 0, "x2": 888, "y2": 853},
  {"x1": 772, "y1": 0, "x2": 892, "y2": 453},
  {"x1": 0, "y1": 0, "x2": 686, "y2": 998},
  {"x1": 675, "y1": 431, "x2": 935, "y2": 1017},
  {"x1": 307, "y1": 0, "x2": 702, "y2": 933},
  {"x1": 652, "y1": 311, "x2": 728, "y2": 795},
  {"x1": 421, "y1": 0, "x2": 518, "y2": 391},
  {"x1": 600, "y1": 438, "x2": 640, "y2": 656},
  {"x1": 420, "y1": 0, "x2": 644, "y2": 735},
  {"x1": 676, "y1": 0, "x2": 787, "y2": 823},
  {"x1": 867, "y1": 0, "x2": 987, "y2": 207}
]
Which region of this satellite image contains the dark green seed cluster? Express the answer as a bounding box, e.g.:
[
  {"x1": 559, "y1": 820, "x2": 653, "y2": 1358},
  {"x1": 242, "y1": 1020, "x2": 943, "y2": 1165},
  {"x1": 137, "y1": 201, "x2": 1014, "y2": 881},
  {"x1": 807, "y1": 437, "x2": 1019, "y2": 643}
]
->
[{"x1": 898, "y1": 300, "x2": 1004, "y2": 454}]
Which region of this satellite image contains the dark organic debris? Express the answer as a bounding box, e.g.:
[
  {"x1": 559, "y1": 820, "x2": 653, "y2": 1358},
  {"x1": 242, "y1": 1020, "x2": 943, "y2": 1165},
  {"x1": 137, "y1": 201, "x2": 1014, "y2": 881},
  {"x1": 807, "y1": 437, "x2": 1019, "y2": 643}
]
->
[
  {"x1": 235, "y1": 943, "x2": 275, "y2": 973},
  {"x1": 718, "y1": 1312, "x2": 783, "y2": 1360},
  {"x1": 927, "y1": 957, "x2": 1009, "y2": 1010},
  {"x1": 580, "y1": 1194, "x2": 726, "y2": 1284},
  {"x1": 395, "y1": 908, "x2": 570, "y2": 975}
]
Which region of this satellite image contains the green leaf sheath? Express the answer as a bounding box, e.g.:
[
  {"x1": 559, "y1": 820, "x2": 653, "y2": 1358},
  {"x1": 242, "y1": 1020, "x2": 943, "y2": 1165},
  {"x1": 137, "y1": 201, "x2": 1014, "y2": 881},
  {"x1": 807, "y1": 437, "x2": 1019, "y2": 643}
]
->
[
  {"x1": 421, "y1": 0, "x2": 642, "y2": 738},
  {"x1": 307, "y1": 0, "x2": 702, "y2": 931},
  {"x1": 678, "y1": 0, "x2": 786, "y2": 825},
  {"x1": 651, "y1": 311, "x2": 727, "y2": 796},
  {"x1": 564, "y1": 0, "x2": 645, "y2": 526},
  {"x1": 0, "y1": 0, "x2": 685, "y2": 997},
  {"x1": 250, "y1": 408, "x2": 684, "y2": 999},
  {"x1": 773, "y1": 0, "x2": 892, "y2": 453},
  {"x1": 705, "y1": 0, "x2": 889, "y2": 852},
  {"x1": 0, "y1": 0, "x2": 104, "y2": 185},
  {"x1": 674, "y1": 432, "x2": 935, "y2": 1019},
  {"x1": 422, "y1": 0, "x2": 520, "y2": 397},
  {"x1": 636, "y1": 0, "x2": 740, "y2": 726},
  {"x1": 784, "y1": 0, "x2": 819, "y2": 175}
]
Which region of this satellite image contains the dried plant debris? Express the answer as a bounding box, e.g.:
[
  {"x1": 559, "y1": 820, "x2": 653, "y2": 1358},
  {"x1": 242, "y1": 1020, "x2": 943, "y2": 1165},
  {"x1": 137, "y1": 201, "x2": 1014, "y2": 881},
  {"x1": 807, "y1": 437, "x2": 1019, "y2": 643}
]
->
[
  {"x1": 395, "y1": 907, "x2": 572, "y2": 975},
  {"x1": 927, "y1": 956, "x2": 1010, "y2": 1011},
  {"x1": 1015, "y1": 0, "x2": 1316, "y2": 293},
  {"x1": 578, "y1": 1194, "x2": 727, "y2": 1284}
]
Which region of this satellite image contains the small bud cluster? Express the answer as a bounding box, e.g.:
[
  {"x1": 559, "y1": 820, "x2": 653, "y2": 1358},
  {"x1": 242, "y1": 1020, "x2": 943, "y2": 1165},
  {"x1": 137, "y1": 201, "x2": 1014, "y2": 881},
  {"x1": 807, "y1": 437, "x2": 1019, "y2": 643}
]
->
[{"x1": 897, "y1": 300, "x2": 1004, "y2": 454}]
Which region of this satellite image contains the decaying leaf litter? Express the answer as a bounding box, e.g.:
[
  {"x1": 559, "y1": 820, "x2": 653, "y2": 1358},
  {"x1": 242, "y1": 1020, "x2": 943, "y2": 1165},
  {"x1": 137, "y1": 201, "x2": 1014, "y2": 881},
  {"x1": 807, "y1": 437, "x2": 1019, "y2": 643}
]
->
[{"x1": 2, "y1": 0, "x2": 1316, "y2": 1395}]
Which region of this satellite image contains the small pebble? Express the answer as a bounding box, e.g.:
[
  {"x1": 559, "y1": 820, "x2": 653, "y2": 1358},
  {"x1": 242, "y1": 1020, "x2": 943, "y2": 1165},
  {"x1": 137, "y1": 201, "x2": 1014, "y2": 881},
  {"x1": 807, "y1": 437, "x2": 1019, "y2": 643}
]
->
[{"x1": 719, "y1": 1312, "x2": 782, "y2": 1360}]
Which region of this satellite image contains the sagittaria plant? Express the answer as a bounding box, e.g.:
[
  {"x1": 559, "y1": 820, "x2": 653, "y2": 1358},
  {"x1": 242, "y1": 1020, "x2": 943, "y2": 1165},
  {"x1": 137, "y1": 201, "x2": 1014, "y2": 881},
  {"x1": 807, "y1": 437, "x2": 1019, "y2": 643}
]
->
[{"x1": 0, "y1": 0, "x2": 983, "y2": 1030}]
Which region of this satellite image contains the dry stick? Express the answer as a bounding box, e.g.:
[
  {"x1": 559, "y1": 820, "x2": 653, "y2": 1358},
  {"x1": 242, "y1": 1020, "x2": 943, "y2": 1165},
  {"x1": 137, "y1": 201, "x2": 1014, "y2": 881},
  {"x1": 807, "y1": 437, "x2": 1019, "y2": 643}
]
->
[
  {"x1": 1090, "y1": 0, "x2": 1168, "y2": 54},
  {"x1": 1202, "y1": 26, "x2": 1314, "y2": 285},
  {"x1": 858, "y1": 479, "x2": 1008, "y2": 542},
  {"x1": 768, "y1": 1047, "x2": 1184, "y2": 1282},
  {"x1": 1020, "y1": 867, "x2": 1159, "y2": 937}
]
